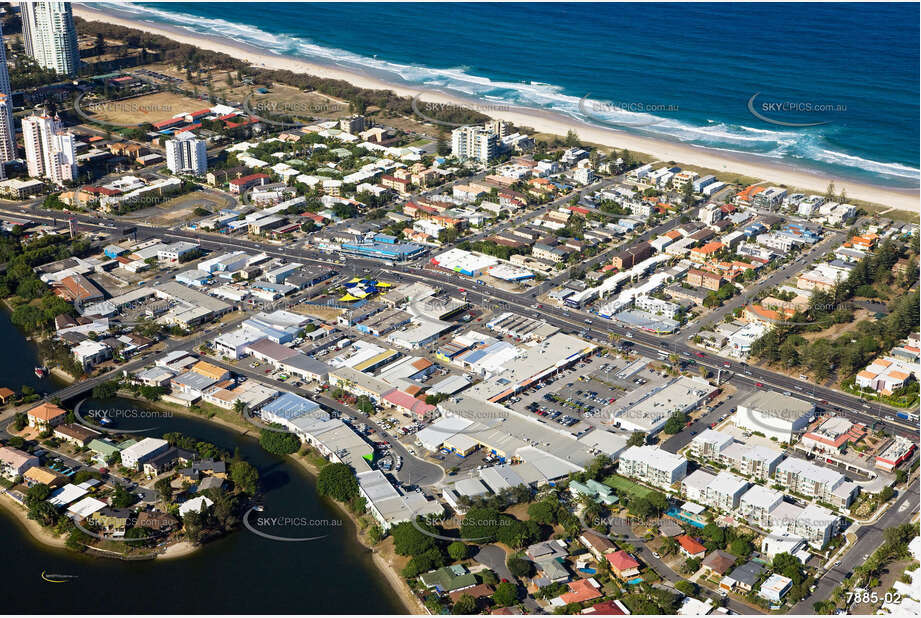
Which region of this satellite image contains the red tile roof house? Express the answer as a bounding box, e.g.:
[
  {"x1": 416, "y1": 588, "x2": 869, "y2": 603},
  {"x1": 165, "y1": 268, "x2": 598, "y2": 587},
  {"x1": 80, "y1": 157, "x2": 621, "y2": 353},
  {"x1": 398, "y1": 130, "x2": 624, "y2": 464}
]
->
[
  {"x1": 560, "y1": 578, "x2": 603, "y2": 605},
  {"x1": 676, "y1": 534, "x2": 707, "y2": 559},
  {"x1": 27, "y1": 402, "x2": 67, "y2": 428},
  {"x1": 581, "y1": 599, "x2": 631, "y2": 615},
  {"x1": 606, "y1": 550, "x2": 641, "y2": 580},
  {"x1": 228, "y1": 173, "x2": 271, "y2": 195}
]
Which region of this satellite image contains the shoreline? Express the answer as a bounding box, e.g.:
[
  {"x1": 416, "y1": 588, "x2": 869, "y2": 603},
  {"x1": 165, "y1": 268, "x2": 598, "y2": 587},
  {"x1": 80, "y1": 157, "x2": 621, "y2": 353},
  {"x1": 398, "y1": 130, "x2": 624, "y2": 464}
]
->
[
  {"x1": 0, "y1": 394, "x2": 421, "y2": 612},
  {"x1": 73, "y1": 4, "x2": 918, "y2": 214},
  {"x1": 0, "y1": 490, "x2": 69, "y2": 550},
  {"x1": 133, "y1": 398, "x2": 423, "y2": 614}
]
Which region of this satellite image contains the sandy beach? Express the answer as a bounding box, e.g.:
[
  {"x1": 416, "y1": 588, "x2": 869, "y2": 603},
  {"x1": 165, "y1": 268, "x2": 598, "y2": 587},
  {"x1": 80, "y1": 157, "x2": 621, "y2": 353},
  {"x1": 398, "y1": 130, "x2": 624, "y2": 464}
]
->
[
  {"x1": 0, "y1": 491, "x2": 68, "y2": 550},
  {"x1": 74, "y1": 4, "x2": 918, "y2": 215},
  {"x1": 133, "y1": 397, "x2": 423, "y2": 614}
]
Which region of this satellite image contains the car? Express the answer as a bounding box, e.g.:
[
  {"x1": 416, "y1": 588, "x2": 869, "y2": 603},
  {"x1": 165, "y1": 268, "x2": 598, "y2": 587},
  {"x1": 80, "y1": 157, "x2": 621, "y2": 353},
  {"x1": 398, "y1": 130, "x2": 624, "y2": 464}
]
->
[
  {"x1": 834, "y1": 560, "x2": 842, "y2": 567},
  {"x1": 695, "y1": 352, "x2": 705, "y2": 358},
  {"x1": 755, "y1": 382, "x2": 763, "y2": 387},
  {"x1": 723, "y1": 362, "x2": 731, "y2": 368},
  {"x1": 652, "y1": 552, "x2": 660, "y2": 559}
]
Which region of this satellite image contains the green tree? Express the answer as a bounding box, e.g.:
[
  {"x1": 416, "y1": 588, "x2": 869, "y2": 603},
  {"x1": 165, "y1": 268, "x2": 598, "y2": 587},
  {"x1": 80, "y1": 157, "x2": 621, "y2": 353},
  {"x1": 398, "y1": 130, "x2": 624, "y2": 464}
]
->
[
  {"x1": 527, "y1": 500, "x2": 557, "y2": 525},
  {"x1": 452, "y1": 593, "x2": 477, "y2": 615},
  {"x1": 111, "y1": 483, "x2": 137, "y2": 508},
  {"x1": 230, "y1": 460, "x2": 259, "y2": 495},
  {"x1": 124, "y1": 526, "x2": 153, "y2": 547},
  {"x1": 493, "y1": 581, "x2": 518, "y2": 607},
  {"x1": 663, "y1": 412, "x2": 688, "y2": 434},
  {"x1": 28, "y1": 501, "x2": 58, "y2": 527},
  {"x1": 507, "y1": 555, "x2": 533, "y2": 578},
  {"x1": 390, "y1": 520, "x2": 437, "y2": 556},
  {"x1": 448, "y1": 541, "x2": 468, "y2": 562},
  {"x1": 627, "y1": 432, "x2": 645, "y2": 447},
  {"x1": 675, "y1": 580, "x2": 697, "y2": 596},
  {"x1": 259, "y1": 427, "x2": 301, "y2": 455},
  {"x1": 316, "y1": 462, "x2": 359, "y2": 503},
  {"x1": 155, "y1": 476, "x2": 174, "y2": 503}
]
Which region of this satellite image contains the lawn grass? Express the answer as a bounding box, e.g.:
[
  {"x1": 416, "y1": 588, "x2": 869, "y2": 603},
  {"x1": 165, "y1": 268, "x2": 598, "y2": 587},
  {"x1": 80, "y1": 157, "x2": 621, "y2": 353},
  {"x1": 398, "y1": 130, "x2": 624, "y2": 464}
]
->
[{"x1": 602, "y1": 474, "x2": 654, "y2": 499}]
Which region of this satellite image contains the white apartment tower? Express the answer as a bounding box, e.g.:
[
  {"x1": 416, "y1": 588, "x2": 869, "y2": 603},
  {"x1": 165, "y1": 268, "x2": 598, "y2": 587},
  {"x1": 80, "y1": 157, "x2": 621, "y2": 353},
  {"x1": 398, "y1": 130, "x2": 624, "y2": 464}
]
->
[
  {"x1": 165, "y1": 132, "x2": 208, "y2": 175},
  {"x1": 19, "y1": 2, "x2": 80, "y2": 76},
  {"x1": 451, "y1": 126, "x2": 498, "y2": 163},
  {"x1": 22, "y1": 113, "x2": 77, "y2": 185},
  {"x1": 0, "y1": 23, "x2": 15, "y2": 153},
  {"x1": 0, "y1": 96, "x2": 14, "y2": 171}
]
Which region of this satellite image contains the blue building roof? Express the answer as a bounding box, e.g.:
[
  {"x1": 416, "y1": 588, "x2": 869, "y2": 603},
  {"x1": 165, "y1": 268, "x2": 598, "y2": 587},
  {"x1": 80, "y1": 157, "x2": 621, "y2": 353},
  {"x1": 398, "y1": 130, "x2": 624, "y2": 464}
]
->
[{"x1": 261, "y1": 392, "x2": 320, "y2": 420}]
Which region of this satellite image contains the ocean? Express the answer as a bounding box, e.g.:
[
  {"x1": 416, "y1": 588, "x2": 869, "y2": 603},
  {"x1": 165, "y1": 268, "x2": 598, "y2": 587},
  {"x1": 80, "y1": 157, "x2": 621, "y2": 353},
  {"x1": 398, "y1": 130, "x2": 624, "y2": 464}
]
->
[{"x1": 98, "y1": 2, "x2": 918, "y2": 188}]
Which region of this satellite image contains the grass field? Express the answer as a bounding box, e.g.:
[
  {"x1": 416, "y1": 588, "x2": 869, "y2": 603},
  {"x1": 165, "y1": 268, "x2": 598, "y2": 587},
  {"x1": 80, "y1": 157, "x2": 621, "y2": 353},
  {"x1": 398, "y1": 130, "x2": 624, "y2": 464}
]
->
[
  {"x1": 603, "y1": 474, "x2": 654, "y2": 499},
  {"x1": 83, "y1": 91, "x2": 209, "y2": 126}
]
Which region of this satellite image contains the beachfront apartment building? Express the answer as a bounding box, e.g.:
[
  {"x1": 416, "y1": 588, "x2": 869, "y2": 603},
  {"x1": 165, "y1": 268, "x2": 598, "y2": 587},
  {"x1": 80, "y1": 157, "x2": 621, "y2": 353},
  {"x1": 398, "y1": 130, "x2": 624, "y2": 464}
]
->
[
  {"x1": 0, "y1": 24, "x2": 13, "y2": 156},
  {"x1": 0, "y1": 95, "x2": 13, "y2": 170},
  {"x1": 20, "y1": 1, "x2": 80, "y2": 75},
  {"x1": 451, "y1": 126, "x2": 497, "y2": 163},
  {"x1": 22, "y1": 112, "x2": 77, "y2": 185},
  {"x1": 617, "y1": 445, "x2": 687, "y2": 490}
]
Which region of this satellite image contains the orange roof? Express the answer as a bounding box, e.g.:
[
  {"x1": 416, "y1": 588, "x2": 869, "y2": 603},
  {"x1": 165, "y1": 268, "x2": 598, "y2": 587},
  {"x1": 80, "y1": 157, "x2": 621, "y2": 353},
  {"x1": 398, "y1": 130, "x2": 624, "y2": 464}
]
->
[
  {"x1": 560, "y1": 579, "x2": 602, "y2": 604},
  {"x1": 857, "y1": 370, "x2": 878, "y2": 380},
  {"x1": 677, "y1": 534, "x2": 706, "y2": 555},
  {"x1": 0, "y1": 387, "x2": 14, "y2": 398},
  {"x1": 28, "y1": 402, "x2": 66, "y2": 421},
  {"x1": 888, "y1": 371, "x2": 910, "y2": 380},
  {"x1": 746, "y1": 304, "x2": 783, "y2": 322},
  {"x1": 191, "y1": 361, "x2": 227, "y2": 380},
  {"x1": 606, "y1": 550, "x2": 640, "y2": 571},
  {"x1": 24, "y1": 467, "x2": 61, "y2": 484}
]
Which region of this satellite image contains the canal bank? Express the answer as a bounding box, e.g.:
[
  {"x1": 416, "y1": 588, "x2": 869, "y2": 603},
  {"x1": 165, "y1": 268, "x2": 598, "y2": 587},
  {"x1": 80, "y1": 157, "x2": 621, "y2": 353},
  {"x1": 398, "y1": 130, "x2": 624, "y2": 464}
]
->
[{"x1": 0, "y1": 394, "x2": 408, "y2": 615}]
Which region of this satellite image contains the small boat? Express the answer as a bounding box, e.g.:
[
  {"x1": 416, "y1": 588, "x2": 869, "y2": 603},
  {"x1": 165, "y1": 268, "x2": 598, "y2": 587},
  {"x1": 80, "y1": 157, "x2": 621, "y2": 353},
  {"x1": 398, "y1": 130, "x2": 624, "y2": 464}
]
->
[
  {"x1": 41, "y1": 571, "x2": 77, "y2": 583},
  {"x1": 98, "y1": 416, "x2": 113, "y2": 427},
  {"x1": 253, "y1": 504, "x2": 264, "y2": 512},
  {"x1": 34, "y1": 367, "x2": 45, "y2": 378}
]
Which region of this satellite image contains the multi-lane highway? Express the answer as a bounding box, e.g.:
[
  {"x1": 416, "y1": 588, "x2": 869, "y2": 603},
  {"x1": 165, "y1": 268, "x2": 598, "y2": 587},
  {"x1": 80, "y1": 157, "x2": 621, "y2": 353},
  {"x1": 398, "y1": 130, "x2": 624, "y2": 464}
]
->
[{"x1": 1, "y1": 201, "x2": 916, "y2": 441}]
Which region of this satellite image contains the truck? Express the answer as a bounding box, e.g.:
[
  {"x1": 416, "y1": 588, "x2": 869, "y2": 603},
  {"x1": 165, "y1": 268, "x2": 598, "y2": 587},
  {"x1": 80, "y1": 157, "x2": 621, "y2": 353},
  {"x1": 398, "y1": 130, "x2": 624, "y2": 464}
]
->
[{"x1": 336, "y1": 338, "x2": 352, "y2": 350}]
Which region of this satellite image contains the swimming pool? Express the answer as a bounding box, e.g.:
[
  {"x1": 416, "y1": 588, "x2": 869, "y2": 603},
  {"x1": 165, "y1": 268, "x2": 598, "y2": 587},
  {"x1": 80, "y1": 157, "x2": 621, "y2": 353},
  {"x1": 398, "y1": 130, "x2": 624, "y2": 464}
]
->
[
  {"x1": 626, "y1": 577, "x2": 644, "y2": 585},
  {"x1": 665, "y1": 507, "x2": 706, "y2": 528}
]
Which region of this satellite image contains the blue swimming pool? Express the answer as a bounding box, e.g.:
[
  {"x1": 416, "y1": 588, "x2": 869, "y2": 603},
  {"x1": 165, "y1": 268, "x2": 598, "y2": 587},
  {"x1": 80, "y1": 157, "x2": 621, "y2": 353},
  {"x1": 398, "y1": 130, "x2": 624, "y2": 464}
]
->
[
  {"x1": 626, "y1": 577, "x2": 644, "y2": 585},
  {"x1": 665, "y1": 507, "x2": 706, "y2": 528},
  {"x1": 578, "y1": 568, "x2": 597, "y2": 575}
]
